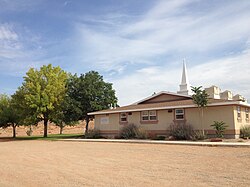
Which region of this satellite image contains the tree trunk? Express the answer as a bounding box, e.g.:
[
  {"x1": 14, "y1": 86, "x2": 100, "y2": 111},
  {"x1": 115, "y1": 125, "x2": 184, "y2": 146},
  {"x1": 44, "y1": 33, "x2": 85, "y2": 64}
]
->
[
  {"x1": 44, "y1": 117, "x2": 48, "y2": 138},
  {"x1": 201, "y1": 108, "x2": 204, "y2": 136},
  {"x1": 12, "y1": 123, "x2": 16, "y2": 138},
  {"x1": 59, "y1": 125, "x2": 63, "y2": 135},
  {"x1": 85, "y1": 116, "x2": 89, "y2": 134}
]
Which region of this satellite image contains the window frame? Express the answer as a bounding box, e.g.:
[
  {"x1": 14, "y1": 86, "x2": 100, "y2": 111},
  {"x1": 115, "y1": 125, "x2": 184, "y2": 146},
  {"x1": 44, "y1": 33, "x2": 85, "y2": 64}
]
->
[
  {"x1": 149, "y1": 110, "x2": 157, "y2": 121},
  {"x1": 175, "y1": 109, "x2": 185, "y2": 120},
  {"x1": 141, "y1": 110, "x2": 157, "y2": 122},
  {"x1": 246, "y1": 108, "x2": 249, "y2": 121},
  {"x1": 237, "y1": 106, "x2": 241, "y2": 119},
  {"x1": 141, "y1": 111, "x2": 149, "y2": 121},
  {"x1": 120, "y1": 112, "x2": 128, "y2": 123}
]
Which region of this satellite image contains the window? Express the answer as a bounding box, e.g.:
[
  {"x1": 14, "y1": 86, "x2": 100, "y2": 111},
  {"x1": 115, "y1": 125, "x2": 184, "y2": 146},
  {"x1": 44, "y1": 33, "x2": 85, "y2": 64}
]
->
[
  {"x1": 149, "y1": 110, "x2": 157, "y2": 120},
  {"x1": 246, "y1": 108, "x2": 249, "y2": 120},
  {"x1": 175, "y1": 109, "x2": 184, "y2": 120},
  {"x1": 120, "y1": 113, "x2": 127, "y2": 122},
  {"x1": 141, "y1": 110, "x2": 157, "y2": 121},
  {"x1": 237, "y1": 106, "x2": 241, "y2": 118},
  {"x1": 142, "y1": 111, "x2": 149, "y2": 121}
]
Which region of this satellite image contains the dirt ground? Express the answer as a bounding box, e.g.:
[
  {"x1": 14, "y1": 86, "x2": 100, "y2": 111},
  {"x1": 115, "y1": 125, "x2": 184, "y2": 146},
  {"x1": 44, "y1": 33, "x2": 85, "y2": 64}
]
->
[{"x1": 0, "y1": 141, "x2": 249, "y2": 187}]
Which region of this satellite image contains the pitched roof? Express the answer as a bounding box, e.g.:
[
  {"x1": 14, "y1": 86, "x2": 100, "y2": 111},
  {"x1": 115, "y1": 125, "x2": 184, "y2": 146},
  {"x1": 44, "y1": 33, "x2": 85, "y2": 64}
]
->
[
  {"x1": 132, "y1": 91, "x2": 192, "y2": 105},
  {"x1": 88, "y1": 98, "x2": 249, "y2": 115}
]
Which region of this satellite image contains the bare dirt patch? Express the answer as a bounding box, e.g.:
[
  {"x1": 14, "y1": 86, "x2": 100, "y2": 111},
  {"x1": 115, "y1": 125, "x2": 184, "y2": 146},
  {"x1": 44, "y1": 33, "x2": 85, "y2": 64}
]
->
[{"x1": 0, "y1": 141, "x2": 249, "y2": 187}]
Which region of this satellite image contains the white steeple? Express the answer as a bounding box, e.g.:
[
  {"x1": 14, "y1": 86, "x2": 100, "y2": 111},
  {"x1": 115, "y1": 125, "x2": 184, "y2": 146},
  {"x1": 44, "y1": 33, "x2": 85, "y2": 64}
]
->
[{"x1": 177, "y1": 59, "x2": 192, "y2": 95}]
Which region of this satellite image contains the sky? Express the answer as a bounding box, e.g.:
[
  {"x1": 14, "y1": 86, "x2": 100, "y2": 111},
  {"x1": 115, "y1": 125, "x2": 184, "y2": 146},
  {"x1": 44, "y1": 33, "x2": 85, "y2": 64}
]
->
[{"x1": 0, "y1": 0, "x2": 250, "y2": 106}]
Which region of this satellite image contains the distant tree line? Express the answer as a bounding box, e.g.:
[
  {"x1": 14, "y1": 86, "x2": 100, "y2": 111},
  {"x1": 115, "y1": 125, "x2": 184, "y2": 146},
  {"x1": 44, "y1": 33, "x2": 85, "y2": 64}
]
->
[{"x1": 0, "y1": 64, "x2": 117, "y2": 138}]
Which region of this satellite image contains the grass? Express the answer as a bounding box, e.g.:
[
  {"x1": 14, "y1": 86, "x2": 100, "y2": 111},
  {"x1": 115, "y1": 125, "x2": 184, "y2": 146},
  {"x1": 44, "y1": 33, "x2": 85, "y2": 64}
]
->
[{"x1": 0, "y1": 134, "x2": 83, "y2": 141}]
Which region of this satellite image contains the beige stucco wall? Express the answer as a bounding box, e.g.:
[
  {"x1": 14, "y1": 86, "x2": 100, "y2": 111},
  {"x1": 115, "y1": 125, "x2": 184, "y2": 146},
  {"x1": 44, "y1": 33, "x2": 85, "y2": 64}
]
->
[
  {"x1": 95, "y1": 114, "x2": 120, "y2": 131},
  {"x1": 94, "y1": 105, "x2": 240, "y2": 137},
  {"x1": 94, "y1": 110, "x2": 174, "y2": 132},
  {"x1": 233, "y1": 106, "x2": 250, "y2": 130},
  {"x1": 185, "y1": 106, "x2": 235, "y2": 130},
  {"x1": 127, "y1": 110, "x2": 173, "y2": 130}
]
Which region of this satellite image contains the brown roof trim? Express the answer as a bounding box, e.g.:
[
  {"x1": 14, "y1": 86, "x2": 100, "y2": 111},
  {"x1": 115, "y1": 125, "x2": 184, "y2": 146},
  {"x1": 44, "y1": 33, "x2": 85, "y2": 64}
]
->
[
  {"x1": 89, "y1": 105, "x2": 195, "y2": 115},
  {"x1": 132, "y1": 91, "x2": 192, "y2": 105},
  {"x1": 88, "y1": 101, "x2": 250, "y2": 115}
]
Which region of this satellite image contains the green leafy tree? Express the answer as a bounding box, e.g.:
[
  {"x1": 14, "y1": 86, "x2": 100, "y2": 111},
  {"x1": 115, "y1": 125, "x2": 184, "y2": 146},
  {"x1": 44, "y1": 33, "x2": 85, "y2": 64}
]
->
[
  {"x1": 50, "y1": 75, "x2": 84, "y2": 134},
  {"x1": 22, "y1": 64, "x2": 68, "y2": 137},
  {"x1": 0, "y1": 94, "x2": 23, "y2": 138},
  {"x1": 191, "y1": 86, "x2": 209, "y2": 135},
  {"x1": 50, "y1": 98, "x2": 79, "y2": 134},
  {"x1": 13, "y1": 86, "x2": 39, "y2": 126},
  {"x1": 211, "y1": 121, "x2": 228, "y2": 138},
  {"x1": 67, "y1": 71, "x2": 118, "y2": 133},
  {"x1": 51, "y1": 111, "x2": 76, "y2": 134}
]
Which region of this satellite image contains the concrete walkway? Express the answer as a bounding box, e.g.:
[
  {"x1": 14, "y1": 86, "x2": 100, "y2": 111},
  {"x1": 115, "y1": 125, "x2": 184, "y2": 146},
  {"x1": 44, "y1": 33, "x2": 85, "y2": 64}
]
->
[{"x1": 60, "y1": 138, "x2": 250, "y2": 147}]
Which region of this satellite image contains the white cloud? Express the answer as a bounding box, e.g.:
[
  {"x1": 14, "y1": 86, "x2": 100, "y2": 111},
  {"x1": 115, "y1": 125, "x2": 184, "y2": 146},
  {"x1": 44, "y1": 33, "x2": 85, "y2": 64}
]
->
[
  {"x1": 0, "y1": 23, "x2": 48, "y2": 76},
  {"x1": 112, "y1": 47, "x2": 250, "y2": 106},
  {"x1": 73, "y1": 0, "x2": 250, "y2": 105},
  {"x1": 189, "y1": 48, "x2": 250, "y2": 98},
  {"x1": 0, "y1": 24, "x2": 22, "y2": 60},
  {"x1": 122, "y1": 0, "x2": 250, "y2": 53},
  {"x1": 146, "y1": 0, "x2": 191, "y2": 18},
  {"x1": 1, "y1": 0, "x2": 249, "y2": 105},
  {"x1": 0, "y1": 24, "x2": 18, "y2": 40},
  {"x1": 111, "y1": 65, "x2": 181, "y2": 106},
  {"x1": 75, "y1": 0, "x2": 250, "y2": 73}
]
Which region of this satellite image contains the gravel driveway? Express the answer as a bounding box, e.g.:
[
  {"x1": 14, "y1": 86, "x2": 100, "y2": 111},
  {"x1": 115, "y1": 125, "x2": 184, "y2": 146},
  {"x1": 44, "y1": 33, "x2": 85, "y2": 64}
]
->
[{"x1": 0, "y1": 140, "x2": 249, "y2": 186}]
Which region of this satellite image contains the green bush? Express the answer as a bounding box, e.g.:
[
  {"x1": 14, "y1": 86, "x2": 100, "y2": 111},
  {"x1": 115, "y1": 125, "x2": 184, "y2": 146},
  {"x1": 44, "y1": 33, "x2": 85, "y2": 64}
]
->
[
  {"x1": 211, "y1": 121, "x2": 228, "y2": 138},
  {"x1": 85, "y1": 129, "x2": 101, "y2": 139},
  {"x1": 169, "y1": 123, "x2": 194, "y2": 140},
  {"x1": 119, "y1": 124, "x2": 147, "y2": 139},
  {"x1": 240, "y1": 125, "x2": 250, "y2": 139}
]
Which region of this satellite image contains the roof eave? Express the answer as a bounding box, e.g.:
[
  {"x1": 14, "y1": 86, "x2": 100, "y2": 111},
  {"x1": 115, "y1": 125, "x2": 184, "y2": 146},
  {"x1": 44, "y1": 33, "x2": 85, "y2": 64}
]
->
[
  {"x1": 88, "y1": 105, "x2": 196, "y2": 115},
  {"x1": 132, "y1": 91, "x2": 192, "y2": 105},
  {"x1": 88, "y1": 101, "x2": 249, "y2": 115}
]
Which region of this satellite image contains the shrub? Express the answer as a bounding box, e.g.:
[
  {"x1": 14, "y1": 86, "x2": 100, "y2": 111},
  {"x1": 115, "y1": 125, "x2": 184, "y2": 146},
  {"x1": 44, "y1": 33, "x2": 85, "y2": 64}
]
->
[
  {"x1": 85, "y1": 129, "x2": 101, "y2": 139},
  {"x1": 119, "y1": 123, "x2": 138, "y2": 139},
  {"x1": 169, "y1": 123, "x2": 194, "y2": 140},
  {"x1": 240, "y1": 125, "x2": 250, "y2": 139},
  {"x1": 135, "y1": 127, "x2": 148, "y2": 139},
  {"x1": 193, "y1": 130, "x2": 207, "y2": 140},
  {"x1": 119, "y1": 124, "x2": 148, "y2": 139},
  {"x1": 26, "y1": 128, "x2": 33, "y2": 136},
  {"x1": 211, "y1": 121, "x2": 228, "y2": 138}
]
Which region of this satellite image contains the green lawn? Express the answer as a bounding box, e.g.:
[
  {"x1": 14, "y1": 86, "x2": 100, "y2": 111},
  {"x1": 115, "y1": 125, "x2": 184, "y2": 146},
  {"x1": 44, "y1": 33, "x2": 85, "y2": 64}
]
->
[{"x1": 14, "y1": 133, "x2": 83, "y2": 141}]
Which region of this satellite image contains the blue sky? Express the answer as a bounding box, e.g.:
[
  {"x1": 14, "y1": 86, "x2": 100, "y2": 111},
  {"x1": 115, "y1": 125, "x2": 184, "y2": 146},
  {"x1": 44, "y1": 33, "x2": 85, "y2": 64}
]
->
[{"x1": 0, "y1": 0, "x2": 250, "y2": 105}]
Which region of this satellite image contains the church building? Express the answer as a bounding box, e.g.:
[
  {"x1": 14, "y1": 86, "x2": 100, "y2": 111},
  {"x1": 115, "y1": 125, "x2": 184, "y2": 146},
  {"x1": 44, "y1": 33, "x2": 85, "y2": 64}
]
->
[{"x1": 88, "y1": 62, "x2": 250, "y2": 139}]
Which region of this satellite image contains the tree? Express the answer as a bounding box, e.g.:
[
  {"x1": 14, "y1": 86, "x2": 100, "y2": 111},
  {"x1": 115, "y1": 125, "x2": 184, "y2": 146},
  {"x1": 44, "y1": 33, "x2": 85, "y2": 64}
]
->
[
  {"x1": 12, "y1": 86, "x2": 39, "y2": 126},
  {"x1": 0, "y1": 94, "x2": 23, "y2": 138},
  {"x1": 211, "y1": 121, "x2": 228, "y2": 138},
  {"x1": 50, "y1": 97, "x2": 79, "y2": 134},
  {"x1": 191, "y1": 86, "x2": 209, "y2": 135},
  {"x1": 22, "y1": 64, "x2": 68, "y2": 137},
  {"x1": 51, "y1": 110, "x2": 77, "y2": 134},
  {"x1": 67, "y1": 71, "x2": 118, "y2": 133}
]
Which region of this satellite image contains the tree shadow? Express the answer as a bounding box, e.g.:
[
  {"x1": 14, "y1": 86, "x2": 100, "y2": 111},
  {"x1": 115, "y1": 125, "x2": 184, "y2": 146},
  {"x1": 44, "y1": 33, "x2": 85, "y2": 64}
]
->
[
  {"x1": 0, "y1": 137, "x2": 16, "y2": 142},
  {"x1": 0, "y1": 134, "x2": 83, "y2": 142}
]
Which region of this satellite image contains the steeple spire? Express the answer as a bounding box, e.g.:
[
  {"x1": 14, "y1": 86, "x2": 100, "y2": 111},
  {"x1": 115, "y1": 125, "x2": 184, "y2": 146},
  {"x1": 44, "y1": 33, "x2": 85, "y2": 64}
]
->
[{"x1": 177, "y1": 59, "x2": 192, "y2": 95}]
